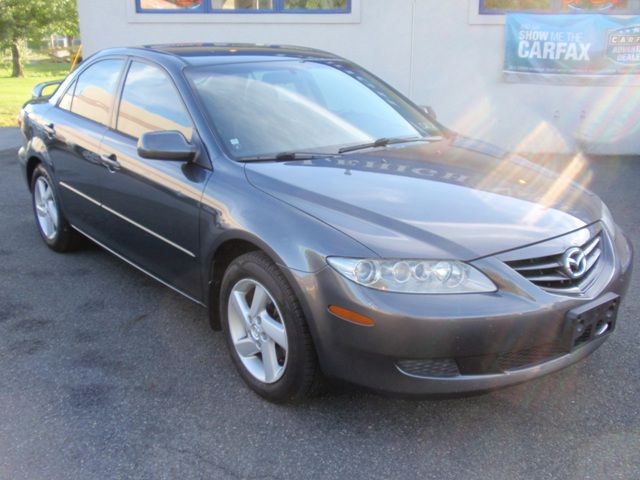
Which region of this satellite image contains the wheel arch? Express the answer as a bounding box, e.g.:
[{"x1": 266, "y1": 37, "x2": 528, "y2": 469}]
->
[
  {"x1": 206, "y1": 232, "x2": 285, "y2": 331},
  {"x1": 26, "y1": 155, "x2": 43, "y2": 190},
  {"x1": 22, "y1": 136, "x2": 53, "y2": 190},
  {"x1": 205, "y1": 230, "x2": 319, "y2": 333}
]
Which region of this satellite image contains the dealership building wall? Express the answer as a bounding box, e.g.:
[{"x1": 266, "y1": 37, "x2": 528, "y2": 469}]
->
[{"x1": 77, "y1": 0, "x2": 639, "y2": 155}]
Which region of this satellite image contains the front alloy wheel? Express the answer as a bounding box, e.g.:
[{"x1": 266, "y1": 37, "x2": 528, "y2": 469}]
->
[
  {"x1": 228, "y1": 279, "x2": 289, "y2": 384},
  {"x1": 220, "y1": 251, "x2": 320, "y2": 402}
]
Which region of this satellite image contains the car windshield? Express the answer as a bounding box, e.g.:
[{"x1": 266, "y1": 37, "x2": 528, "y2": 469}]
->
[{"x1": 187, "y1": 60, "x2": 441, "y2": 160}]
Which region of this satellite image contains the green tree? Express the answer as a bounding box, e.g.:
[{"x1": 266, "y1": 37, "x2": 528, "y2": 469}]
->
[{"x1": 0, "y1": 0, "x2": 78, "y2": 78}]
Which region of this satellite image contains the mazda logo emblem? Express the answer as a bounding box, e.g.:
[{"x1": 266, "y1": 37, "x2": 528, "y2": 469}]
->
[{"x1": 562, "y1": 247, "x2": 588, "y2": 279}]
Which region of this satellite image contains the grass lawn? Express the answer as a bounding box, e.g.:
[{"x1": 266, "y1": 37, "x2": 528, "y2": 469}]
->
[{"x1": 0, "y1": 62, "x2": 69, "y2": 127}]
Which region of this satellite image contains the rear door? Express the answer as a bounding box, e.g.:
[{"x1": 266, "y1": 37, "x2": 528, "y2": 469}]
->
[
  {"x1": 48, "y1": 58, "x2": 126, "y2": 239},
  {"x1": 98, "y1": 60, "x2": 211, "y2": 300}
]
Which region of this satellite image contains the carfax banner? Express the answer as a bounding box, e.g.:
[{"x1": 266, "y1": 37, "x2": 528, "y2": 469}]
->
[{"x1": 504, "y1": 13, "x2": 640, "y2": 83}]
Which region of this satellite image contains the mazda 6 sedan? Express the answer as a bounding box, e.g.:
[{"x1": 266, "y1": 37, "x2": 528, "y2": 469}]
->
[{"x1": 18, "y1": 44, "x2": 633, "y2": 402}]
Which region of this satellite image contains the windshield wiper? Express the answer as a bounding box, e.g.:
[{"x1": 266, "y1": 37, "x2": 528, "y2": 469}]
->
[
  {"x1": 338, "y1": 136, "x2": 439, "y2": 154},
  {"x1": 239, "y1": 151, "x2": 334, "y2": 162},
  {"x1": 238, "y1": 136, "x2": 442, "y2": 161}
]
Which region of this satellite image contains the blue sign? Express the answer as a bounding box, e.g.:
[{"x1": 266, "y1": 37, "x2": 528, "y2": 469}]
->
[{"x1": 505, "y1": 14, "x2": 640, "y2": 81}]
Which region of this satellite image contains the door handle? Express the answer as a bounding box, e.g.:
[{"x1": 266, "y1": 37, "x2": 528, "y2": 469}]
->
[{"x1": 100, "y1": 153, "x2": 120, "y2": 172}]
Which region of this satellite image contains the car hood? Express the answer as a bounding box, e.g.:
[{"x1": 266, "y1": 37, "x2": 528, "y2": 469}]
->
[{"x1": 244, "y1": 137, "x2": 603, "y2": 260}]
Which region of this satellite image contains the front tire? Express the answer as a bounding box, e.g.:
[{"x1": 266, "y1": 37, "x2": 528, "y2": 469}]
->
[
  {"x1": 30, "y1": 164, "x2": 81, "y2": 252},
  {"x1": 220, "y1": 251, "x2": 320, "y2": 403}
]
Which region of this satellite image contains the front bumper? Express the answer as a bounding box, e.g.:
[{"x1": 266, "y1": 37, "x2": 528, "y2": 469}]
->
[{"x1": 295, "y1": 226, "x2": 633, "y2": 396}]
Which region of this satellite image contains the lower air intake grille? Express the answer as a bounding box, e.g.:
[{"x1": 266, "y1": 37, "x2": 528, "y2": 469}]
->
[
  {"x1": 396, "y1": 358, "x2": 460, "y2": 378},
  {"x1": 397, "y1": 344, "x2": 570, "y2": 378},
  {"x1": 505, "y1": 231, "x2": 603, "y2": 294},
  {"x1": 494, "y1": 344, "x2": 566, "y2": 371}
]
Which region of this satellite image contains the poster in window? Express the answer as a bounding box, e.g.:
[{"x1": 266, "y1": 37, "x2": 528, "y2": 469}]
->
[{"x1": 504, "y1": 13, "x2": 640, "y2": 83}]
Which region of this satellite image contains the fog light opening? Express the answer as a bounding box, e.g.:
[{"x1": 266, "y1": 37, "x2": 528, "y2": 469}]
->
[
  {"x1": 328, "y1": 305, "x2": 375, "y2": 327},
  {"x1": 595, "y1": 320, "x2": 609, "y2": 336}
]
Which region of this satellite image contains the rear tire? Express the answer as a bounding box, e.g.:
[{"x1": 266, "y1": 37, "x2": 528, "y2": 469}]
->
[
  {"x1": 30, "y1": 164, "x2": 82, "y2": 252},
  {"x1": 220, "y1": 251, "x2": 320, "y2": 403}
]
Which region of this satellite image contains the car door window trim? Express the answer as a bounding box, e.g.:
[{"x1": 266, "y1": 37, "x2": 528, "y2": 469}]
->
[{"x1": 59, "y1": 181, "x2": 196, "y2": 258}]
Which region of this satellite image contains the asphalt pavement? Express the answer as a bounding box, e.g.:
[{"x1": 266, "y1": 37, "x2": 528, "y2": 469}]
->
[{"x1": 0, "y1": 128, "x2": 638, "y2": 479}]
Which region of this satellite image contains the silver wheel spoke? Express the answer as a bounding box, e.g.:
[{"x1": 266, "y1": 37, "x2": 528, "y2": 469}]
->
[
  {"x1": 36, "y1": 204, "x2": 47, "y2": 216},
  {"x1": 43, "y1": 185, "x2": 53, "y2": 202},
  {"x1": 235, "y1": 336, "x2": 260, "y2": 357},
  {"x1": 47, "y1": 201, "x2": 59, "y2": 228},
  {"x1": 43, "y1": 214, "x2": 53, "y2": 237},
  {"x1": 249, "y1": 284, "x2": 269, "y2": 318},
  {"x1": 260, "y1": 312, "x2": 288, "y2": 349},
  {"x1": 37, "y1": 180, "x2": 47, "y2": 202},
  {"x1": 230, "y1": 290, "x2": 252, "y2": 331},
  {"x1": 261, "y1": 340, "x2": 280, "y2": 383}
]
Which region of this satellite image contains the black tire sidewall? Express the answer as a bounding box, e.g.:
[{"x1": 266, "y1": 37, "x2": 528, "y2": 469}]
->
[{"x1": 220, "y1": 252, "x2": 316, "y2": 402}]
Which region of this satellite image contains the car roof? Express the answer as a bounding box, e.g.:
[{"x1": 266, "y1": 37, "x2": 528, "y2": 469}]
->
[{"x1": 95, "y1": 43, "x2": 344, "y2": 67}]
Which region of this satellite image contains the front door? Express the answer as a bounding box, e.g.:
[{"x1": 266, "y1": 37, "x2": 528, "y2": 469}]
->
[{"x1": 98, "y1": 60, "x2": 210, "y2": 300}]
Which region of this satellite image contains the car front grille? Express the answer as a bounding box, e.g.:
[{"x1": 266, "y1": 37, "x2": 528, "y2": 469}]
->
[{"x1": 505, "y1": 230, "x2": 603, "y2": 294}]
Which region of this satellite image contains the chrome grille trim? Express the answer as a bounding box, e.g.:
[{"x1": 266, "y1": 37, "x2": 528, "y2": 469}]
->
[
  {"x1": 514, "y1": 260, "x2": 561, "y2": 271},
  {"x1": 505, "y1": 230, "x2": 604, "y2": 294},
  {"x1": 583, "y1": 235, "x2": 601, "y2": 256}
]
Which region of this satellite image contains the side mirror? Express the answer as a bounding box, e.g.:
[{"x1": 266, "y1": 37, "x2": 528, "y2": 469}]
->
[
  {"x1": 32, "y1": 80, "x2": 62, "y2": 99},
  {"x1": 420, "y1": 105, "x2": 437, "y2": 120},
  {"x1": 137, "y1": 130, "x2": 197, "y2": 162}
]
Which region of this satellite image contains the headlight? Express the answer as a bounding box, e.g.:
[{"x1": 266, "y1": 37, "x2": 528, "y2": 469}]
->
[{"x1": 327, "y1": 258, "x2": 496, "y2": 294}]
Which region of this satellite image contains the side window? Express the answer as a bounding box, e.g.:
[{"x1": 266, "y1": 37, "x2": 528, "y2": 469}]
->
[
  {"x1": 70, "y1": 60, "x2": 125, "y2": 125},
  {"x1": 116, "y1": 62, "x2": 193, "y2": 141},
  {"x1": 58, "y1": 79, "x2": 77, "y2": 111}
]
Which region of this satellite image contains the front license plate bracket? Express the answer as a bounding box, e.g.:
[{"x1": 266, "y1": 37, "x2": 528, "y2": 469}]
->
[{"x1": 567, "y1": 292, "x2": 619, "y2": 349}]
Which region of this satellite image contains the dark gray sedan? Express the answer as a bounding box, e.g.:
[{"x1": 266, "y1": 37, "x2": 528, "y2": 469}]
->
[{"x1": 18, "y1": 44, "x2": 633, "y2": 402}]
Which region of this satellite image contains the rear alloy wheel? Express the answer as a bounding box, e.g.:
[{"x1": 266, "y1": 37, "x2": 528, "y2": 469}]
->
[
  {"x1": 34, "y1": 175, "x2": 59, "y2": 241},
  {"x1": 220, "y1": 251, "x2": 320, "y2": 402},
  {"x1": 31, "y1": 164, "x2": 82, "y2": 252}
]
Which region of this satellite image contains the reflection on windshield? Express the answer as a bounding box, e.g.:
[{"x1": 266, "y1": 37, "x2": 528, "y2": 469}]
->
[{"x1": 188, "y1": 60, "x2": 440, "y2": 159}]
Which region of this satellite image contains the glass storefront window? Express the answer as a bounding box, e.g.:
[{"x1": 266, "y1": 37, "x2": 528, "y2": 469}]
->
[
  {"x1": 139, "y1": 0, "x2": 203, "y2": 10},
  {"x1": 283, "y1": 0, "x2": 348, "y2": 10},
  {"x1": 481, "y1": 0, "x2": 640, "y2": 13},
  {"x1": 210, "y1": 0, "x2": 274, "y2": 10},
  {"x1": 137, "y1": 0, "x2": 350, "y2": 13}
]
